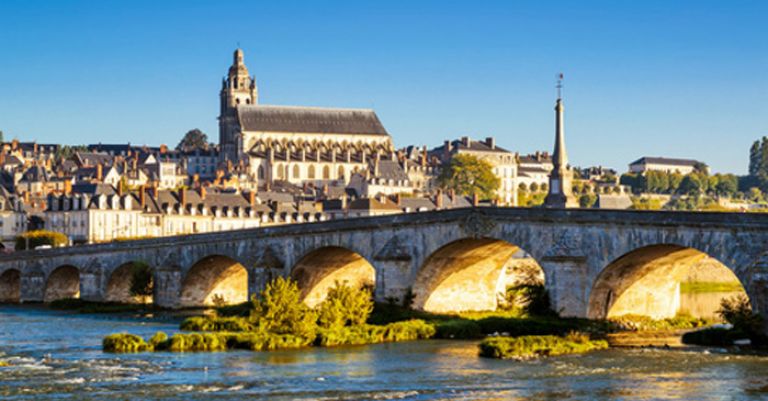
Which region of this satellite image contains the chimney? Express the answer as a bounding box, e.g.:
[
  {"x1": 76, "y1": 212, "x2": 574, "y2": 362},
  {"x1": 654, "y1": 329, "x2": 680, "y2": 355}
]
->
[
  {"x1": 472, "y1": 192, "x2": 479, "y2": 207},
  {"x1": 435, "y1": 189, "x2": 443, "y2": 209},
  {"x1": 322, "y1": 184, "x2": 329, "y2": 197},
  {"x1": 96, "y1": 163, "x2": 103, "y2": 181},
  {"x1": 341, "y1": 193, "x2": 348, "y2": 209},
  {"x1": 23, "y1": 191, "x2": 29, "y2": 204},
  {"x1": 449, "y1": 189, "x2": 455, "y2": 203},
  {"x1": 485, "y1": 137, "x2": 495, "y2": 149},
  {"x1": 64, "y1": 180, "x2": 72, "y2": 195},
  {"x1": 178, "y1": 189, "x2": 186, "y2": 208},
  {"x1": 395, "y1": 193, "x2": 402, "y2": 205},
  {"x1": 117, "y1": 182, "x2": 124, "y2": 196},
  {"x1": 132, "y1": 157, "x2": 138, "y2": 171},
  {"x1": 443, "y1": 140, "x2": 452, "y2": 159},
  {"x1": 248, "y1": 191, "x2": 256, "y2": 206},
  {"x1": 421, "y1": 147, "x2": 427, "y2": 167},
  {"x1": 33, "y1": 142, "x2": 38, "y2": 154},
  {"x1": 461, "y1": 136, "x2": 470, "y2": 147},
  {"x1": 160, "y1": 144, "x2": 168, "y2": 154},
  {"x1": 139, "y1": 185, "x2": 146, "y2": 208},
  {"x1": 199, "y1": 185, "x2": 207, "y2": 200}
]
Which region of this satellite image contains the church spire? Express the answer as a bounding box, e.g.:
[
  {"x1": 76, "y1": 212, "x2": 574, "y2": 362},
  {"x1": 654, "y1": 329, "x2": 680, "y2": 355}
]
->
[{"x1": 544, "y1": 73, "x2": 578, "y2": 208}]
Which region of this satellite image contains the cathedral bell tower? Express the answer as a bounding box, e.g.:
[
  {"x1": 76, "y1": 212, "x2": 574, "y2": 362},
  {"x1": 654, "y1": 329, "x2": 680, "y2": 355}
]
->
[
  {"x1": 544, "y1": 74, "x2": 578, "y2": 208},
  {"x1": 219, "y1": 48, "x2": 258, "y2": 162}
]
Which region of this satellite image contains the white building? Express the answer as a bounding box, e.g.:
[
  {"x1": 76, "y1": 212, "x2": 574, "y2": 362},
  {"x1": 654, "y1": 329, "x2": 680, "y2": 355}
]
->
[
  {"x1": 629, "y1": 157, "x2": 704, "y2": 175},
  {"x1": 429, "y1": 136, "x2": 518, "y2": 205}
]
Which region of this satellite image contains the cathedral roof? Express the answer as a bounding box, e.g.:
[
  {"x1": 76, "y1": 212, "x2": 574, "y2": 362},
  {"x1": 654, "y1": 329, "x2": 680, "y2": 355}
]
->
[{"x1": 237, "y1": 105, "x2": 389, "y2": 136}]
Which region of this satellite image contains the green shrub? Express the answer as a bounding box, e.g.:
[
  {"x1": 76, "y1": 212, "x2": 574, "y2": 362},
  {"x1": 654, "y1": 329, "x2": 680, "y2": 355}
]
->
[
  {"x1": 252, "y1": 277, "x2": 317, "y2": 341},
  {"x1": 317, "y1": 283, "x2": 373, "y2": 329},
  {"x1": 476, "y1": 316, "x2": 584, "y2": 336},
  {"x1": 609, "y1": 313, "x2": 715, "y2": 331},
  {"x1": 718, "y1": 295, "x2": 764, "y2": 337},
  {"x1": 315, "y1": 319, "x2": 435, "y2": 347},
  {"x1": 435, "y1": 319, "x2": 484, "y2": 339},
  {"x1": 180, "y1": 316, "x2": 256, "y2": 332},
  {"x1": 148, "y1": 332, "x2": 168, "y2": 349},
  {"x1": 165, "y1": 332, "x2": 229, "y2": 352},
  {"x1": 681, "y1": 327, "x2": 736, "y2": 346},
  {"x1": 103, "y1": 333, "x2": 150, "y2": 353},
  {"x1": 216, "y1": 301, "x2": 253, "y2": 317},
  {"x1": 15, "y1": 230, "x2": 68, "y2": 250},
  {"x1": 478, "y1": 333, "x2": 608, "y2": 359},
  {"x1": 503, "y1": 284, "x2": 553, "y2": 316}
]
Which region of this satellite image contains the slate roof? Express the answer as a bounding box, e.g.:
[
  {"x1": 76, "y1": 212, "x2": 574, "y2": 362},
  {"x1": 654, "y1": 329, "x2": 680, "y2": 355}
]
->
[
  {"x1": 630, "y1": 157, "x2": 700, "y2": 167},
  {"x1": 375, "y1": 160, "x2": 409, "y2": 181},
  {"x1": 431, "y1": 138, "x2": 511, "y2": 154},
  {"x1": 237, "y1": 105, "x2": 389, "y2": 136}
]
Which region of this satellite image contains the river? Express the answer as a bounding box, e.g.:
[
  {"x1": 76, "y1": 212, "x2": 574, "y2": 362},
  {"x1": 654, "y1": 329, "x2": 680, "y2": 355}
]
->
[{"x1": 1, "y1": 306, "x2": 767, "y2": 400}]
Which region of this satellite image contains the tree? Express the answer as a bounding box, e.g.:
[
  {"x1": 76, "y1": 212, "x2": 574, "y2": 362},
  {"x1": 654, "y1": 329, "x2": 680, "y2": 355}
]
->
[
  {"x1": 15, "y1": 230, "x2": 68, "y2": 250},
  {"x1": 677, "y1": 172, "x2": 709, "y2": 196},
  {"x1": 251, "y1": 277, "x2": 317, "y2": 339},
  {"x1": 0, "y1": 130, "x2": 4, "y2": 143},
  {"x1": 713, "y1": 174, "x2": 738, "y2": 197},
  {"x1": 128, "y1": 262, "x2": 153, "y2": 304},
  {"x1": 316, "y1": 282, "x2": 373, "y2": 329},
  {"x1": 579, "y1": 193, "x2": 597, "y2": 208},
  {"x1": 176, "y1": 129, "x2": 209, "y2": 151},
  {"x1": 436, "y1": 154, "x2": 500, "y2": 200}
]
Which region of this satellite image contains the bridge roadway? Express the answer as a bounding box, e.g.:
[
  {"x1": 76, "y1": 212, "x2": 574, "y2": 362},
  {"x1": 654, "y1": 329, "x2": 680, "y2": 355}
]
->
[{"x1": 0, "y1": 207, "x2": 766, "y2": 326}]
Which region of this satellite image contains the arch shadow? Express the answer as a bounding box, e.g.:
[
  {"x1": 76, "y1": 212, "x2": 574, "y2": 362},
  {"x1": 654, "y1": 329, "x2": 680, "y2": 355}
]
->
[
  {"x1": 290, "y1": 246, "x2": 375, "y2": 308},
  {"x1": 180, "y1": 255, "x2": 249, "y2": 307}
]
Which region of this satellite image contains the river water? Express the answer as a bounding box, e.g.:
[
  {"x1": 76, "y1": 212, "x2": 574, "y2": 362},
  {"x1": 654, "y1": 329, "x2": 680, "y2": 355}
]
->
[{"x1": 1, "y1": 306, "x2": 767, "y2": 400}]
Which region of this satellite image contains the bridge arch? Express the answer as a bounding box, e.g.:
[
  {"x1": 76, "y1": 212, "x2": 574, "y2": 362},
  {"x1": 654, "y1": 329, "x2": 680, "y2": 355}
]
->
[
  {"x1": 179, "y1": 255, "x2": 249, "y2": 307},
  {"x1": 412, "y1": 237, "x2": 544, "y2": 313},
  {"x1": 0, "y1": 269, "x2": 21, "y2": 303},
  {"x1": 587, "y1": 244, "x2": 748, "y2": 320},
  {"x1": 290, "y1": 246, "x2": 376, "y2": 308},
  {"x1": 105, "y1": 261, "x2": 154, "y2": 304},
  {"x1": 44, "y1": 265, "x2": 81, "y2": 302}
]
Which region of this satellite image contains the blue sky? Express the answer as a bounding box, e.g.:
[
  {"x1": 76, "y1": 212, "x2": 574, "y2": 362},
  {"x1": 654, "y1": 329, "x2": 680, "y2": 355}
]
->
[{"x1": 1, "y1": 1, "x2": 766, "y2": 174}]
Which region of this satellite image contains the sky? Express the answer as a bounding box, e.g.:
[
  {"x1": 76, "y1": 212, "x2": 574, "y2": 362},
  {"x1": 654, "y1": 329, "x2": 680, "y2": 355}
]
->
[{"x1": 0, "y1": 1, "x2": 766, "y2": 174}]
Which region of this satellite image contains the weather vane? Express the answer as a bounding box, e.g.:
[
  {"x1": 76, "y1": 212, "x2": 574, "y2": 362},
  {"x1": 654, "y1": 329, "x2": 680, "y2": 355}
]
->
[{"x1": 556, "y1": 73, "x2": 564, "y2": 99}]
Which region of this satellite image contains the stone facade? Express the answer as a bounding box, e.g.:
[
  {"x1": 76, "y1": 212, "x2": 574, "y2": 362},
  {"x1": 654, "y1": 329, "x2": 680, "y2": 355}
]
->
[{"x1": 2, "y1": 207, "x2": 768, "y2": 335}]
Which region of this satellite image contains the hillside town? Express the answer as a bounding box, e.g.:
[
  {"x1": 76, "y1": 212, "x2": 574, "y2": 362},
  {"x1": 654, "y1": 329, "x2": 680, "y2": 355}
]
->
[{"x1": 0, "y1": 49, "x2": 761, "y2": 250}]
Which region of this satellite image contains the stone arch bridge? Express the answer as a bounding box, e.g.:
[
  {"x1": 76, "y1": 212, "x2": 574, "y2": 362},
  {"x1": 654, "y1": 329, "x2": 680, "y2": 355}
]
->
[{"x1": 1, "y1": 208, "x2": 768, "y2": 325}]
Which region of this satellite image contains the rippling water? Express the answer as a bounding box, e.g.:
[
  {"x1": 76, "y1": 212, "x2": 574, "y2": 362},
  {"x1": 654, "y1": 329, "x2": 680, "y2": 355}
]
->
[{"x1": 1, "y1": 306, "x2": 768, "y2": 400}]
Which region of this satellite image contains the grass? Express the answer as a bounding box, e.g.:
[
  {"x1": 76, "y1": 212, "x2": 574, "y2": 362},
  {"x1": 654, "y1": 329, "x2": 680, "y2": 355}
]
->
[
  {"x1": 608, "y1": 313, "x2": 717, "y2": 331},
  {"x1": 104, "y1": 319, "x2": 435, "y2": 353},
  {"x1": 180, "y1": 316, "x2": 257, "y2": 332},
  {"x1": 479, "y1": 332, "x2": 609, "y2": 359},
  {"x1": 679, "y1": 281, "x2": 744, "y2": 294}
]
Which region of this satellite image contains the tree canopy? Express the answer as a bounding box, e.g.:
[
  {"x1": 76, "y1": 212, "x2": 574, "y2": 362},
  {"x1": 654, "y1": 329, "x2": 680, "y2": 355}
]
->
[
  {"x1": 176, "y1": 129, "x2": 209, "y2": 151},
  {"x1": 436, "y1": 154, "x2": 500, "y2": 200}
]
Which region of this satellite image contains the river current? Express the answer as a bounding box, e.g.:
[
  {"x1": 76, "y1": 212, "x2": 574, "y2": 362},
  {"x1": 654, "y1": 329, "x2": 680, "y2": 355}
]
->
[{"x1": 1, "y1": 306, "x2": 767, "y2": 400}]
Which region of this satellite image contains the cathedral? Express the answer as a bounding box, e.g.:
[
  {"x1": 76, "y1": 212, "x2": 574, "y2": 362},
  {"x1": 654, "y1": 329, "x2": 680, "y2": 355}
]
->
[{"x1": 218, "y1": 49, "x2": 395, "y2": 189}]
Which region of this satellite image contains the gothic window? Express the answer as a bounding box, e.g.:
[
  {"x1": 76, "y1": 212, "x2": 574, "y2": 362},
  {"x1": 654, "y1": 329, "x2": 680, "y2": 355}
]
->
[
  {"x1": 308, "y1": 165, "x2": 316, "y2": 179},
  {"x1": 323, "y1": 166, "x2": 330, "y2": 179},
  {"x1": 337, "y1": 166, "x2": 345, "y2": 180},
  {"x1": 293, "y1": 165, "x2": 300, "y2": 179},
  {"x1": 246, "y1": 99, "x2": 250, "y2": 104},
  {"x1": 258, "y1": 166, "x2": 265, "y2": 180},
  {"x1": 236, "y1": 98, "x2": 241, "y2": 105},
  {"x1": 277, "y1": 164, "x2": 284, "y2": 179}
]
